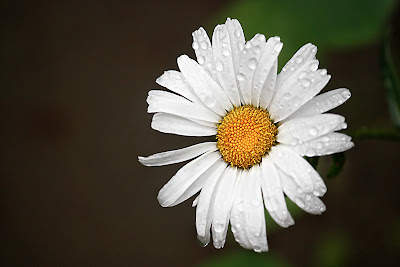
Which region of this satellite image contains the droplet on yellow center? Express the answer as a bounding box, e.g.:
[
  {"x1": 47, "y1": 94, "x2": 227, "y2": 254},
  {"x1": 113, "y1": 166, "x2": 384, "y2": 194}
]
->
[{"x1": 216, "y1": 105, "x2": 278, "y2": 169}]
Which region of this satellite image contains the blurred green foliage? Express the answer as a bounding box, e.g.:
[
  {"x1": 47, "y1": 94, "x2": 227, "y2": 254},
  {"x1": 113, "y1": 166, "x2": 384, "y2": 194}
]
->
[
  {"x1": 211, "y1": 0, "x2": 396, "y2": 67},
  {"x1": 313, "y1": 231, "x2": 352, "y2": 267},
  {"x1": 198, "y1": 250, "x2": 292, "y2": 267}
]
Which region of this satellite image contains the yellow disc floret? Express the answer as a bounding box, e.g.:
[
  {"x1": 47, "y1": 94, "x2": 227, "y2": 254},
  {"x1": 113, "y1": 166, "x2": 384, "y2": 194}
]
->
[{"x1": 216, "y1": 105, "x2": 278, "y2": 169}]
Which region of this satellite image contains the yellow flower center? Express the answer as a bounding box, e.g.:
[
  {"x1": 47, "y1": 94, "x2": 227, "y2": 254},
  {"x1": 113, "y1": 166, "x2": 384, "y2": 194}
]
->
[{"x1": 216, "y1": 105, "x2": 278, "y2": 169}]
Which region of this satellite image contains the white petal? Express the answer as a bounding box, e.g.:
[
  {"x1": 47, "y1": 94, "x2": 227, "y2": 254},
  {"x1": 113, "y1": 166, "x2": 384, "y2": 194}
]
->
[
  {"x1": 285, "y1": 132, "x2": 354, "y2": 157},
  {"x1": 268, "y1": 146, "x2": 314, "y2": 193},
  {"x1": 192, "y1": 195, "x2": 199, "y2": 207},
  {"x1": 252, "y1": 36, "x2": 282, "y2": 107},
  {"x1": 260, "y1": 157, "x2": 294, "y2": 228},
  {"x1": 278, "y1": 167, "x2": 326, "y2": 214},
  {"x1": 196, "y1": 159, "x2": 227, "y2": 239},
  {"x1": 275, "y1": 43, "x2": 318, "y2": 89},
  {"x1": 225, "y1": 18, "x2": 245, "y2": 77},
  {"x1": 211, "y1": 166, "x2": 238, "y2": 249},
  {"x1": 259, "y1": 60, "x2": 278, "y2": 109},
  {"x1": 230, "y1": 169, "x2": 252, "y2": 249},
  {"x1": 151, "y1": 113, "x2": 217, "y2": 136},
  {"x1": 147, "y1": 89, "x2": 220, "y2": 123},
  {"x1": 283, "y1": 88, "x2": 352, "y2": 122},
  {"x1": 237, "y1": 34, "x2": 267, "y2": 105},
  {"x1": 212, "y1": 24, "x2": 241, "y2": 106},
  {"x1": 243, "y1": 166, "x2": 269, "y2": 252},
  {"x1": 270, "y1": 60, "x2": 331, "y2": 122},
  {"x1": 178, "y1": 55, "x2": 232, "y2": 116},
  {"x1": 138, "y1": 142, "x2": 217, "y2": 167},
  {"x1": 157, "y1": 151, "x2": 221, "y2": 207},
  {"x1": 192, "y1": 27, "x2": 217, "y2": 81},
  {"x1": 277, "y1": 114, "x2": 346, "y2": 145},
  {"x1": 156, "y1": 70, "x2": 202, "y2": 105},
  {"x1": 170, "y1": 156, "x2": 225, "y2": 207}
]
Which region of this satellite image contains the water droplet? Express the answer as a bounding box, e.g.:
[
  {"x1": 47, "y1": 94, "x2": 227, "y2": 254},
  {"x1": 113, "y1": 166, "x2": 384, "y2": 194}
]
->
[
  {"x1": 215, "y1": 60, "x2": 223, "y2": 71},
  {"x1": 341, "y1": 122, "x2": 347, "y2": 129},
  {"x1": 310, "y1": 62, "x2": 318, "y2": 71},
  {"x1": 197, "y1": 55, "x2": 205, "y2": 65},
  {"x1": 316, "y1": 142, "x2": 323, "y2": 149},
  {"x1": 295, "y1": 55, "x2": 304, "y2": 64},
  {"x1": 248, "y1": 58, "x2": 257, "y2": 70},
  {"x1": 234, "y1": 29, "x2": 241, "y2": 38},
  {"x1": 311, "y1": 47, "x2": 317, "y2": 53},
  {"x1": 307, "y1": 148, "x2": 316, "y2": 156},
  {"x1": 282, "y1": 92, "x2": 291, "y2": 101},
  {"x1": 222, "y1": 49, "x2": 230, "y2": 56},
  {"x1": 237, "y1": 42, "x2": 244, "y2": 51},
  {"x1": 341, "y1": 90, "x2": 351, "y2": 99},
  {"x1": 313, "y1": 191, "x2": 320, "y2": 196},
  {"x1": 289, "y1": 66, "x2": 295, "y2": 71},
  {"x1": 235, "y1": 223, "x2": 241, "y2": 228},
  {"x1": 305, "y1": 194, "x2": 311, "y2": 201},
  {"x1": 245, "y1": 42, "x2": 252, "y2": 49},
  {"x1": 253, "y1": 45, "x2": 261, "y2": 54},
  {"x1": 192, "y1": 41, "x2": 199, "y2": 50},
  {"x1": 254, "y1": 246, "x2": 262, "y2": 253},
  {"x1": 202, "y1": 94, "x2": 216, "y2": 107},
  {"x1": 200, "y1": 41, "x2": 208, "y2": 49},
  {"x1": 282, "y1": 67, "x2": 287, "y2": 72},
  {"x1": 273, "y1": 42, "x2": 283, "y2": 52},
  {"x1": 320, "y1": 69, "x2": 327, "y2": 76},
  {"x1": 222, "y1": 42, "x2": 228, "y2": 48},
  {"x1": 309, "y1": 127, "x2": 318, "y2": 136},
  {"x1": 322, "y1": 136, "x2": 330, "y2": 142},
  {"x1": 296, "y1": 198, "x2": 305, "y2": 208},
  {"x1": 206, "y1": 62, "x2": 212, "y2": 68},
  {"x1": 301, "y1": 78, "x2": 311, "y2": 87},
  {"x1": 237, "y1": 73, "x2": 245, "y2": 81}
]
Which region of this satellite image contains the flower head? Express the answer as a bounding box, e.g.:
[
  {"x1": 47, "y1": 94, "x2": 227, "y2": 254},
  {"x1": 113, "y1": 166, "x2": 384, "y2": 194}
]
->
[{"x1": 138, "y1": 18, "x2": 353, "y2": 252}]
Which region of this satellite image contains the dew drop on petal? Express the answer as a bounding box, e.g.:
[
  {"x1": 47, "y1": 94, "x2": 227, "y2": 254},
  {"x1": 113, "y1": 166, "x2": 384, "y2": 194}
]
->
[
  {"x1": 200, "y1": 41, "x2": 208, "y2": 49},
  {"x1": 310, "y1": 63, "x2": 318, "y2": 71},
  {"x1": 309, "y1": 127, "x2": 318, "y2": 136},
  {"x1": 192, "y1": 41, "x2": 199, "y2": 50},
  {"x1": 237, "y1": 73, "x2": 245, "y2": 81},
  {"x1": 320, "y1": 69, "x2": 327, "y2": 76},
  {"x1": 223, "y1": 49, "x2": 230, "y2": 56},
  {"x1": 341, "y1": 90, "x2": 351, "y2": 99},
  {"x1": 215, "y1": 60, "x2": 223, "y2": 71},
  {"x1": 301, "y1": 78, "x2": 311, "y2": 87},
  {"x1": 282, "y1": 92, "x2": 291, "y2": 101},
  {"x1": 197, "y1": 55, "x2": 205, "y2": 65},
  {"x1": 248, "y1": 58, "x2": 257, "y2": 70},
  {"x1": 234, "y1": 29, "x2": 241, "y2": 38},
  {"x1": 295, "y1": 55, "x2": 304, "y2": 64}
]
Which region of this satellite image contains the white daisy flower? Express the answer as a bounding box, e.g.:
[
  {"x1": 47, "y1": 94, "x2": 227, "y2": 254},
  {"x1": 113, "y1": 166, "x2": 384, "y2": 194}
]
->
[{"x1": 138, "y1": 18, "x2": 354, "y2": 252}]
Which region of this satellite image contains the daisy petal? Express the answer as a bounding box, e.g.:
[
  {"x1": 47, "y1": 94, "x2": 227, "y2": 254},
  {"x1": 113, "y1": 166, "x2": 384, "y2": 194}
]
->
[
  {"x1": 230, "y1": 169, "x2": 252, "y2": 249},
  {"x1": 147, "y1": 89, "x2": 220, "y2": 123},
  {"x1": 259, "y1": 60, "x2": 278, "y2": 109},
  {"x1": 156, "y1": 70, "x2": 201, "y2": 104},
  {"x1": 192, "y1": 27, "x2": 216, "y2": 80},
  {"x1": 278, "y1": 168, "x2": 326, "y2": 215},
  {"x1": 225, "y1": 18, "x2": 245, "y2": 76},
  {"x1": 157, "y1": 151, "x2": 221, "y2": 207},
  {"x1": 171, "y1": 158, "x2": 226, "y2": 207},
  {"x1": 252, "y1": 36, "x2": 282, "y2": 107},
  {"x1": 237, "y1": 34, "x2": 267, "y2": 105},
  {"x1": 138, "y1": 142, "x2": 217, "y2": 167},
  {"x1": 285, "y1": 132, "x2": 354, "y2": 157},
  {"x1": 212, "y1": 24, "x2": 241, "y2": 106},
  {"x1": 211, "y1": 166, "x2": 238, "y2": 249},
  {"x1": 178, "y1": 55, "x2": 232, "y2": 116},
  {"x1": 151, "y1": 113, "x2": 217, "y2": 136},
  {"x1": 243, "y1": 166, "x2": 269, "y2": 252},
  {"x1": 260, "y1": 158, "x2": 294, "y2": 228},
  {"x1": 269, "y1": 146, "x2": 314, "y2": 193},
  {"x1": 270, "y1": 60, "x2": 331, "y2": 122},
  {"x1": 283, "y1": 88, "x2": 352, "y2": 122},
  {"x1": 275, "y1": 43, "x2": 318, "y2": 89},
  {"x1": 196, "y1": 159, "x2": 227, "y2": 239},
  {"x1": 277, "y1": 114, "x2": 346, "y2": 145}
]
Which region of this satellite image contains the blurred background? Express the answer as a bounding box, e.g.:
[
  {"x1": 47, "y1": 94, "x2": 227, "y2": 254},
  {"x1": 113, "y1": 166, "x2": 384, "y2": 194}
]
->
[{"x1": 1, "y1": 0, "x2": 400, "y2": 266}]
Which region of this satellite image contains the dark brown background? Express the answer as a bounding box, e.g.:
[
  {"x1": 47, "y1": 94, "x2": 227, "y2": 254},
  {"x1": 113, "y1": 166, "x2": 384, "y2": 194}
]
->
[{"x1": 1, "y1": 1, "x2": 399, "y2": 266}]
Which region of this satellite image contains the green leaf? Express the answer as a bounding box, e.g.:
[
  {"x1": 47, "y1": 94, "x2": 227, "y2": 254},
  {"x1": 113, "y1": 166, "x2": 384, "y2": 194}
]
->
[{"x1": 327, "y1": 153, "x2": 346, "y2": 179}]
